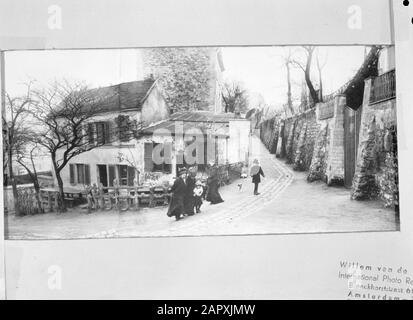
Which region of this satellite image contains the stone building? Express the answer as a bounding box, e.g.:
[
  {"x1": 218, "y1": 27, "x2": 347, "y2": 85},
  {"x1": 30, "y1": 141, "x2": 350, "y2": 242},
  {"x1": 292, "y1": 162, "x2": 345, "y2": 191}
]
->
[{"x1": 137, "y1": 47, "x2": 225, "y2": 113}]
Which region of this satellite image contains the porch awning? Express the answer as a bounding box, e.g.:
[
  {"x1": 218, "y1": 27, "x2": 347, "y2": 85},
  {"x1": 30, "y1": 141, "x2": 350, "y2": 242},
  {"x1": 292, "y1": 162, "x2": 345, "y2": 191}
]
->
[{"x1": 141, "y1": 111, "x2": 234, "y2": 138}]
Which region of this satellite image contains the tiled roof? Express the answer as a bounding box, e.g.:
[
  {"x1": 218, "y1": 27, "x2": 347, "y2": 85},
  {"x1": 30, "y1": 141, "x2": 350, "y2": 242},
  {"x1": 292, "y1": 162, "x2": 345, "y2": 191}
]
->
[
  {"x1": 169, "y1": 111, "x2": 241, "y2": 122},
  {"x1": 68, "y1": 78, "x2": 156, "y2": 114},
  {"x1": 141, "y1": 111, "x2": 239, "y2": 137}
]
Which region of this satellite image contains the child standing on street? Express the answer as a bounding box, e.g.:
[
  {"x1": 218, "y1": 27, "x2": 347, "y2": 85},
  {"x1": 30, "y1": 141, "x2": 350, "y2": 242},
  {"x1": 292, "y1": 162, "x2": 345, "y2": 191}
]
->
[{"x1": 193, "y1": 181, "x2": 204, "y2": 213}]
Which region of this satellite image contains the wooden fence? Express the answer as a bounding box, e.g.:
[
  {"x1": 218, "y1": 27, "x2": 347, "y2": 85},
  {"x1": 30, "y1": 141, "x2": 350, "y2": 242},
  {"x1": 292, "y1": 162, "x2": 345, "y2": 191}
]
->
[
  {"x1": 85, "y1": 185, "x2": 170, "y2": 212},
  {"x1": 9, "y1": 163, "x2": 244, "y2": 214}
]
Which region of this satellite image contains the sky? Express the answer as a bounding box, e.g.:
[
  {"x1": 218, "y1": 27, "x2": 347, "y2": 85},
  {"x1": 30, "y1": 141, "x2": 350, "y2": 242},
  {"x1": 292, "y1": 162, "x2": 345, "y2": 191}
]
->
[
  {"x1": 221, "y1": 46, "x2": 367, "y2": 108},
  {"x1": 5, "y1": 46, "x2": 368, "y2": 110}
]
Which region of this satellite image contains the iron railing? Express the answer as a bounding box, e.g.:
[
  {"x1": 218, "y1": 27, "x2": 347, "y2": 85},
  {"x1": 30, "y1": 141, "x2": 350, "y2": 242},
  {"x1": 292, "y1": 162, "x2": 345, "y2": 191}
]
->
[{"x1": 369, "y1": 69, "x2": 396, "y2": 105}]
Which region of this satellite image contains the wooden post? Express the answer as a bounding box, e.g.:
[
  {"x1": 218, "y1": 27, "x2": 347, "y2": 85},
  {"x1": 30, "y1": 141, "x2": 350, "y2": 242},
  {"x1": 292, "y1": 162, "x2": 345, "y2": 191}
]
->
[
  {"x1": 47, "y1": 191, "x2": 52, "y2": 212},
  {"x1": 54, "y1": 192, "x2": 59, "y2": 212},
  {"x1": 134, "y1": 186, "x2": 140, "y2": 211}
]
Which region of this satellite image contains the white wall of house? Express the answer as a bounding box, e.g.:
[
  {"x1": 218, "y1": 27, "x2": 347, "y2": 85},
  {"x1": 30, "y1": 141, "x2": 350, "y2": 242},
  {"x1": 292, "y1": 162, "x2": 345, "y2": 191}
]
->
[
  {"x1": 54, "y1": 83, "x2": 170, "y2": 189},
  {"x1": 228, "y1": 119, "x2": 251, "y2": 164},
  {"x1": 378, "y1": 46, "x2": 395, "y2": 75},
  {"x1": 57, "y1": 141, "x2": 142, "y2": 189},
  {"x1": 141, "y1": 83, "x2": 170, "y2": 126}
]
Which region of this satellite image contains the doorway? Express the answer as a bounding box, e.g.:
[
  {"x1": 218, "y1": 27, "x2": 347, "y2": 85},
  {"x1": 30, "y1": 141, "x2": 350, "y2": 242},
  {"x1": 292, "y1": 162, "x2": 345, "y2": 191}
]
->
[
  {"x1": 98, "y1": 164, "x2": 108, "y2": 187},
  {"x1": 343, "y1": 105, "x2": 362, "y2": 188}
]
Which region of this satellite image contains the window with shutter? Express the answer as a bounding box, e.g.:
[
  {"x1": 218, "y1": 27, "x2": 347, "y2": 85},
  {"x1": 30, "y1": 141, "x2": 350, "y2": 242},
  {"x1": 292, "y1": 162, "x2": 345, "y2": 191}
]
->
[
  {"x1": 69, "y1": 164, "x2": 75, "y2": 184},
  {"x1": 85, "y1": 164, "x2": 91, "y2": 185},
  {"x1": 77, "y1": 164, "x2": 84, "y2": 184},
  {"x1": 144, "y1": 143, "x2": 154, "y2": 172},
  {"x1": 88, "y1": 123, "x2": 95, "y2": 145},
  {"x1": 119, "y1": 117, "x2": 129, "y2": 142},
  {"x1": 96, "y1": 122, "x2": 105, "y2": 145},
  {"x1": 104, "y1": 122, "x2": 110, "y2": 144}
]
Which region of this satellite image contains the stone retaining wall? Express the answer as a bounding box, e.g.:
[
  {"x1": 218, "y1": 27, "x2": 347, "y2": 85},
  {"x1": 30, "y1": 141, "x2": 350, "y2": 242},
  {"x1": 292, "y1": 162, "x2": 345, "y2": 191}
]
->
[{"x1": 351, "y1": 78, "x2": 398, "y2": 209}]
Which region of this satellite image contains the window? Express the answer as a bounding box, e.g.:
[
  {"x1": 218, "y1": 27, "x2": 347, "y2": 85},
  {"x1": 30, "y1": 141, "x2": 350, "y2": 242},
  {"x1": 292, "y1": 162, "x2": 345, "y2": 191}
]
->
[
  {"x1": 87, "y1": 123, "x2": 95, "y2": 145},
  {"x1": 77, "y1": 164, "x2": 84, "y2": 184},
  {"x1": 108, "y1": 165, "x2": 116, "y2": 187},
  {"x1": 118, "y1": 165, "x2": 128, "y2": 186},
  {"x1": 69, "y1": 164, "x2": 75, "y2": 184},
  {"x1": 116, "y1": 115, "x2": 130, "y2": 142},
  {"x1": 96, "y1": 122, "x2": 108, "y2": 145},
  {"x1": 70, "y1": 164, "x2": 91, "y2": 185},
  {"x1": 101, "y1": 164, "x2": 136, "y2": 187},
  {"x1": 87, "y1": 122, "x2": 109, "y2": 145}
]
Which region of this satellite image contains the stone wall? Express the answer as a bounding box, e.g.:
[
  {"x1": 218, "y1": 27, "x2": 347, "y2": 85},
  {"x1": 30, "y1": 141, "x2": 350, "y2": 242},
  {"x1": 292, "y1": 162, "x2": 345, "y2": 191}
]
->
[
  {"x1": 259, "y1": 79, "x2": 398, "y2": 210},
  {"x1": 260, "y1": 117, "x2": 281, "y2": 155},
  {"x1": 260, "y1": 95, "x2": 346, "y2": 183},
  {"x1": 351, "y1": 78, "x2": 398, "y2": 209},
  {"x1": 307, "y1": 123, "x2": 330, "y2": 183},
  {"x1": 141, "y1": 47, "x2": 222, "y2": 113},
  {"x1": 280, "y1": 109, "x2": 319, "y2": 171}
]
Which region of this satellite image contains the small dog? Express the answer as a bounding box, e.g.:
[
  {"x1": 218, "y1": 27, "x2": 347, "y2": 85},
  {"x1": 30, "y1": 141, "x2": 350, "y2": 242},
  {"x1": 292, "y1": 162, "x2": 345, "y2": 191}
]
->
[{"x1": 238, "y1": 167, "x2": 248, "y2": 192}]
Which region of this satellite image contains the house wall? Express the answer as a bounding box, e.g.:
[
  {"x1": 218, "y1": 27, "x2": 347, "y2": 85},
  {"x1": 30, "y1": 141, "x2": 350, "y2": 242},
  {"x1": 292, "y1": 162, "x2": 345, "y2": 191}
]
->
[
  {"x1": 228, "y1": 119, "x2": 251, "y2": 164},
  {"x1": 351, "y1": 78, "x2": 398, "y2": 208},
  {"x1": 378, "y1": 46, "x2": 395, "y2": 75},
  {"x1": 57, "y1": 142, "x2": 141, "y2": 189},
  {"x1": 141, "y1": 83, "x2": 170, "y2": 126},
  {"x1": 55, "y1": 86, "x2": 171, "y2": 189}
]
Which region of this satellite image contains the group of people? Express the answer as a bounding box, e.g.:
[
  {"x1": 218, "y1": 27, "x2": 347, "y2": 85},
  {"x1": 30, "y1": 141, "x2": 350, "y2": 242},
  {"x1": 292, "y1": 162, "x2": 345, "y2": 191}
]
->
[
  {"x1": 167, "y1": 159, "x2": 265, "y2": 221},
  {"x1": 167, "y1": 166, "x2": 224, "y2": 221}
]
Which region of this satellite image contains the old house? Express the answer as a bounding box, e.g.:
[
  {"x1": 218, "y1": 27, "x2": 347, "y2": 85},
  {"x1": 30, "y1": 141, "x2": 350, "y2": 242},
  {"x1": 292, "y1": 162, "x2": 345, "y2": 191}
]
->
[
  {"x1": 56, "y1": 78, "x2": 170, "y2": 189},
  {"x1": 141, "y1": 111, "x2": 251, "y2": 177}
]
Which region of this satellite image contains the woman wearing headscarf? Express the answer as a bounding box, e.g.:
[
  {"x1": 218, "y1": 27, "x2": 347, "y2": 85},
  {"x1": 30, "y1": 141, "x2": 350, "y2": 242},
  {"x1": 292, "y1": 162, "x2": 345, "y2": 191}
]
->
[{"x1": 250, "y1": 159, "x2": 265, "y2": 195}]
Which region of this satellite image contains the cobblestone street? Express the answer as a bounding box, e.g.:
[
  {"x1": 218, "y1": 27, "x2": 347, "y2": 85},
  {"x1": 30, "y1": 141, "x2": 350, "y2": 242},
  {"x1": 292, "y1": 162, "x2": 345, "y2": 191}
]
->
[{"x1": 5, "y1": 136, "x2": 398, "y2": 240}]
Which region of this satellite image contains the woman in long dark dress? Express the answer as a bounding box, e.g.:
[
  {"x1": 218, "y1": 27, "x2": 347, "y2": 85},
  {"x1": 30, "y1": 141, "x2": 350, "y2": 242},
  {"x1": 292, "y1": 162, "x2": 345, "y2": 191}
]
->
[
  {"x1": 184, "y1": 172, "x2": 196, "y2": 216},
  {"x1": 167, "y1": 168, "x2": 187, "y2": 220},
  {"x1": 206, "y1": 166, "x2": 224, "y2": 204}
]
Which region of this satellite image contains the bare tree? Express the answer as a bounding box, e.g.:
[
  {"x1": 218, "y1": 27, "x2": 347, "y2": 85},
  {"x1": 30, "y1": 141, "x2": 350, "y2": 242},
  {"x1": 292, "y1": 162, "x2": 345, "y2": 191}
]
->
[
  {"x1": 283, "y1": 48, "x2": 296, "y2": 116},
  {"x1": 316, "y1": 48, "x2": 328, "y2": 102},
  {"x1": 30, "y1": 80, "x2": 114, "y2": 212},
  {"x1": 221, "y1": 81, "x2": 249, "y2": 114},
  {"x1": 291, "y1": 46, "x2": 320, "y2": 106},
  {"x1": 3, "y1": 83, "x2": 35, "y2": 215}
]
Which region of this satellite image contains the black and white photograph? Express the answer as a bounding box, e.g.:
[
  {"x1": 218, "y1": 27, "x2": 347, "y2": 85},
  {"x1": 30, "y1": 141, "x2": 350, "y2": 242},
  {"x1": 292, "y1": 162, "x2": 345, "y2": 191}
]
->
[{"x1": 2, "y1": 45, "x2": 399, "y2": 239}]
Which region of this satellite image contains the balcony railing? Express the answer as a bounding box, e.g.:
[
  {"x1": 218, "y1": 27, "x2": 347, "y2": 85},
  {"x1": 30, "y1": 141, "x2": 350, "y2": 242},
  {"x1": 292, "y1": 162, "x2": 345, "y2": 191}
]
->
[{"x1": 369, "y1": 69, "x2": 396, "y2": 105}]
